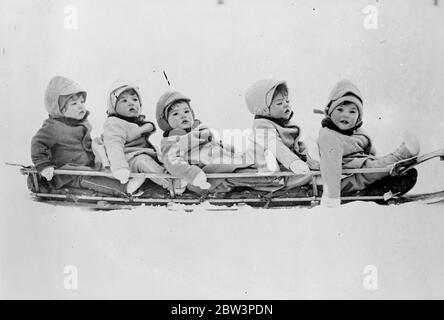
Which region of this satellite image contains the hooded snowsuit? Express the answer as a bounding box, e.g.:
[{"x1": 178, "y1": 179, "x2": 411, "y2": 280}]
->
[
  {"x1": 156, "y1": 91, "x2": 253, "y2": 192},
  {"x1": 241, "y1": 79, "x2": 317, "y2": 191},
  {"x1": 102, "y1": 79, "x2": 168, "y2": 189},
  {"x1": 318, "y1": 79, "x2": 417, "y2": 199},
  {"x1": 31, "y1": 76, "x2": 127, "y2": 196}
]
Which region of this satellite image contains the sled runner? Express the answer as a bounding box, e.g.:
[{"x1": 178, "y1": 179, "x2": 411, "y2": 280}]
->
[
  {"x1": 389, "y1": 149, "x2": 444, "y2": 176},
  {"x1": 7, "y1": 148, "x2": 444, "y2": 210}
]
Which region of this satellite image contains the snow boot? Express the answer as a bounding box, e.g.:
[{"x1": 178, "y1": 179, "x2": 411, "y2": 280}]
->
[{"x1": 345, "y1": 168, "x2": 418, "y2": 197}]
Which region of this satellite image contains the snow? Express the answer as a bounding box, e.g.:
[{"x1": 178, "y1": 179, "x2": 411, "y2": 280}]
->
[
  {"x1": 2, "y1": 170, "x2": 444, "y2": 299},
  {"x1": 1, "y1": 0, "x2": 444, "y2": 299}
]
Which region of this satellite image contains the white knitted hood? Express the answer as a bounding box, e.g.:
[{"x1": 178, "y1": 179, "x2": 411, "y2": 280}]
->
[
  {"x1": 245, "y1": 79, "x2": 287, "y2": 116},
  {"x1": 107, "y1": 78, "x2": 142, "y2": 115},
  {"x1": 44, "y1": 76, "x2": 86, "y2": 117}
]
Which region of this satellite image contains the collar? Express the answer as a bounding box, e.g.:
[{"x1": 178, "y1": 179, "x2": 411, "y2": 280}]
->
[
  {"x1": 108, "y1": 113, "x2": 155, "y2": 129},
  {"x1": 254, "y1": 111, "x2": 295, "y2": 128},
  {"x1": 163, "y1": 119, "x2": 202, "y2": 137},
  {"x1": 321, "y1": 116, "x2": 363, "y2": 136},
  {"x1": 51, "y1": 111, "x2": 90, "y2": 126}
]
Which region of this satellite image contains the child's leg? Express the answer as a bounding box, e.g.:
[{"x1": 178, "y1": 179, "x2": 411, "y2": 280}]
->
[
  {"x1": 129, "y1": 154, "x2": 170, "y2": 189},
  {"x1": 341, "y1": 133, "x2": 420, "y2": 194},
  {"x1": 76, "y1": 176, "x2": 128, "y2": 197},
  {"x1": 164, "y1": 155, "x2": 203, "y2": 185},
  {"x1": 285, "y1": 174, "x2": 313, "y2": 190}
]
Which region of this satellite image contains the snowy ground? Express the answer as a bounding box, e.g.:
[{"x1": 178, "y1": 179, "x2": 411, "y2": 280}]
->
[
  {"x1": 1, "y1": 0, "x2": 444, "y2": 299},
  {"x1": 2, "y1": 165, "x2": 444, "y2": 299}
]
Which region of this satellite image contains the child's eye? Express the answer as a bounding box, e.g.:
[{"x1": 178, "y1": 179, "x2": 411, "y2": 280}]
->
[
  {"x1": 336, "y1": 107, "x2": 343, "y2": 112},
  {"x1": 184, "y1": 110, "x2": 190, "y2": 114},
  {"x1": 350, "y1": 110, "x2": 356, "y2": 114},
  {"x1": 172, "y1": 112, "x2": 178, "y2": 116}
]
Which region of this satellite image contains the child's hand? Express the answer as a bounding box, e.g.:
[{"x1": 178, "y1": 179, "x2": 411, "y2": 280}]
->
[
  {"x1": 191, "y1": 128, "x2": 212, "y2": 142},
  {"x1": 140, "y1": 123, "x2": 154, "y2": 135},
  {"x1": 191, "y1": 171, "x2": 211, "y2": 189},
  {"x1": 289, "y1": 160, "x2": 311, "y2": 175},
  {"x1": 41, "y1": 166, "x2": 55, "y2": 181},
  {"x1": 198, "y1": 128, "x2": 212, "y2": 141},
  {"x1": 113, "y1": 168, "x2": 130, "y2": 184},
  {"x1": 306, "y1": 157, "x2": 320, "y2": 170}
]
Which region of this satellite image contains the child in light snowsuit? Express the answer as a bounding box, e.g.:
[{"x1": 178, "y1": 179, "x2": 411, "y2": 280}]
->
[
  {"x1": 102, "y1": 79, "x2": 170, "y2": 193},
  {"x1": 31, "y1": 76, "x2": 128, "y2": 197},
  {"x1": 317, "y1": 79, "x2": 420, "y2": 207},
  {"x1": 242, "y1": 79, "x2": 318, "y2": 191},
  {"x1": 155, "y1": 91, "x2": 252, "y2": 193}
]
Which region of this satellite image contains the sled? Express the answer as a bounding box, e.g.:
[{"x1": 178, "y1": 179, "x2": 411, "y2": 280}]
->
[
  {"x1": 6, "y1": 149, "x2": 444, "y2": 210},
  {"x1": 389, "y1": 149, "x2": 444, "y2": 176}
]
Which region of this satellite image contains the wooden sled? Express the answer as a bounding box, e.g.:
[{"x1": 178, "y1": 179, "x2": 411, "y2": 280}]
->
[{"x1": 7, "y1": 149, "x2": 444, "y2": 210}]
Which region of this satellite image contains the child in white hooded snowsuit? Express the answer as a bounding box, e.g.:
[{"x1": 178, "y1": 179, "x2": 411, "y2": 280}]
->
[
  {"x1": 317, "y1": 79, "x2": 420, "y2": 207},
  {"x1": 155, "y1": 91, "x2": 253, "y2": 193},
  {"x1": 31, "y1": 76, "x2": 128, "y2": 197},
  {"x1": 242, "y1": 79, "x2": 318, "y2": 191},
  {"x1": 102, "y1": 80, "x2": 170, "y2": 193}
]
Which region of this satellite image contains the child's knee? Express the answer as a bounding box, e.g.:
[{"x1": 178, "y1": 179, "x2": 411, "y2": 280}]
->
[{"x1": 133, "y1": 154, "x2": 165, "y2": 172}]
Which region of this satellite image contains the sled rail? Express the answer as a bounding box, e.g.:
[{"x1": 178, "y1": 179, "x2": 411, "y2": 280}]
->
[
  {"x1": 8, "y1": 150, "x2": 444, "y2": 209},
  {"x1": 32, "y1": 192, "x2": 387, "y2": 206},
  {"x1": 17, "y1": 166, "x2": 393, "y2": 178}
]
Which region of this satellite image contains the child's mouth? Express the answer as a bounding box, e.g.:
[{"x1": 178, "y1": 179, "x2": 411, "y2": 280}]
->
[{"x1": 340, "y1": 120, "x2": 349, "y2": 125}]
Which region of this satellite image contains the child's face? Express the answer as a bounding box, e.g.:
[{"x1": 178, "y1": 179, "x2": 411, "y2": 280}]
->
[
  {"x1": 115, "y1": 90, "x2": 141, "y2": 117},
  {"x1": 330, "y1": 102, "x2": 359, "y2": 131},
  {"x1": 167, "y1": 101, "x2": 194, "y2": 130},
  {"x1": 62, "y1": 94, "x2": 86, "y2": 120},
  {"x1": 269, "y1": 91, "x2": 292, "y2": 119}
]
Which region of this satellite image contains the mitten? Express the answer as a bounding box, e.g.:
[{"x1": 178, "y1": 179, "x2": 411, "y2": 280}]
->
[
  {"x1": 191, "y1": 171, "x2": 211, "y2": 189},
  {"x1": 289, "y1": 159, "x2": 310, "y2": 175},
  {"x1": 113, "y1": 168, "x2": 130, "y2": 184},
  {"x1": 41, "y1": 166, "x2": 55, "y2": 181}
]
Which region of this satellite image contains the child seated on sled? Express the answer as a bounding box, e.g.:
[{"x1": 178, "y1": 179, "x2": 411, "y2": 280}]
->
[
  {"x1": 155, "y1": 91, "x2": 253, "y2": 194},
  {"x1": 101, "y1": 79, "x2": 170, "y2": 194},
  {"x1": 240, "y1": 79, "x2": 318, "y2": 192},
  {"x1": 30, "y1": 76, "x2": 128, "y2": 197},
  {"x1": 317, "y1": 79, "x2": 420, "y2": 207}
]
